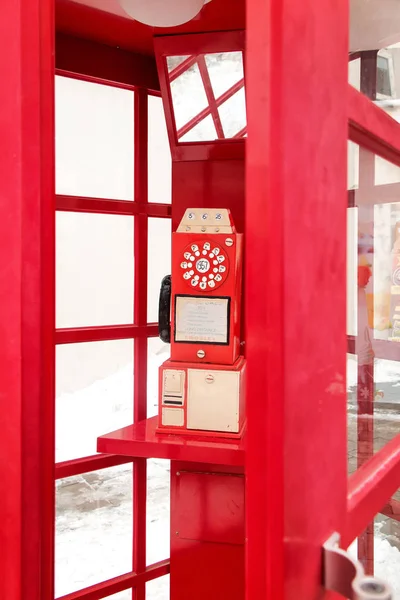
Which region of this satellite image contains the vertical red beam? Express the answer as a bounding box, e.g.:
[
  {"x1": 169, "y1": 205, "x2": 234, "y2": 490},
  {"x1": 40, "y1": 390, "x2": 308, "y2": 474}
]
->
[
  {"x1": 133, "y1": 88, "x2": 149, "y2": 600},
  {"x1": 356, "y1": 53, "x2": 378, "y2": 575},
  {"x1": 196, "y1": 55, "x2": 225, "y2": 139},
  {"x1": 246, "y1": 1, "x2": 348, "y2": 599},
  {"x1": 0, "y1": 1, "x2": 55, "y2": 600},
  {"x1": 356, "y1": 148, "x2": 376, "y2": 575}
]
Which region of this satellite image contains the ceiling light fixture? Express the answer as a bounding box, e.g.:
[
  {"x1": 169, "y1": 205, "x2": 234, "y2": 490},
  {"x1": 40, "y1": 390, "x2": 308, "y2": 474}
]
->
[{"x1": 119, "y1": 0, "x2": 212, "y2": 28}]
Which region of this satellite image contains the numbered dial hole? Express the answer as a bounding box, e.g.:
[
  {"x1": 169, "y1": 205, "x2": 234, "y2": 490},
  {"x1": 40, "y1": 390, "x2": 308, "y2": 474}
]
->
[{"x1": 180, "y1": 241, "x2": 230, "y2": 291}]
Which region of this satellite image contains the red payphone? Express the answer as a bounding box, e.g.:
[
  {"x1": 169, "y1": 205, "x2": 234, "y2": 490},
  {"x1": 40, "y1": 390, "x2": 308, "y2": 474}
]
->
[{"x1": 157, "y1": 208, "x2": 246, "y2": 438}]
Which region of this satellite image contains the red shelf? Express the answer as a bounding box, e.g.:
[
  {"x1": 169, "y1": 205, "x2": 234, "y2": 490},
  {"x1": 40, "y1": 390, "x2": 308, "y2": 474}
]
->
[{"x1": 97, "y1": 416, "x2": 245, "y2": 466}]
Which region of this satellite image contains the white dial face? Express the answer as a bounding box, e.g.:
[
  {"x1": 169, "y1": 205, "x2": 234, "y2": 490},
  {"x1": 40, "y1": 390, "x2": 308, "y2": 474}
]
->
[
  {"x1": 196, "y1": 258, "x2": 210, "y2": 273},
  {"x1": 181, "y1": 241, "x2": 229, "y2": 292}
]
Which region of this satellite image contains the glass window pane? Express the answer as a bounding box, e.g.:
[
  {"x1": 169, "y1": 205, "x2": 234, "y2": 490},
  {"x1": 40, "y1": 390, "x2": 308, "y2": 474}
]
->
[
  {"x1": 375, "y1": 155, "x2": 400, "y2": 186},
  {"x1": 218, "y1": 87, "x2": 246, "y2": 138},
  {"x1": 148, "y1": 218, "x2": 171, "y2": 323},
  {"x1": 56, "y1": 340, "x2": 133, "y2": 462},
  {"x1": 348, "y1": 141, "x2": 359, "y2": 190},
  {"x1": 179, "y1": 114, "x2": 217, "y2": 142},
  {"x1": 56, "y1": 212, "x2": 134, "y2": 328},
  {"x1": 147, "y1": 575, "x2": 170, "y2": 600},
  {"x1": 167, "y1": 55, "x2": 190, "y2": 72},
  {"x1": 347, "y1": 145, "x2": 400, "y2": 473},
  {"x1": 348, "y1": 57, "x2": 361, "y2": 91},
  {"x1": 55, "y1": 76, "x2": 134, "y2": 200},
  {"x1": 148, "y1": 337, "x2": 170, "y2": 419},
  {"x1": 55, "y1": 464, "x2": 133, "y2": 596},
  {"x1": 148, "y1": 95, "x2": 171, "y2": 204},
  {"x1": 205, "y1": 51, "x2": 244, "y2": 99},
  {"x1": 147, "y1": 458, "x2": 170, "y2": 566},
  {"x1": 169, "y1": 62, "x2": 208, "y2": 131}
]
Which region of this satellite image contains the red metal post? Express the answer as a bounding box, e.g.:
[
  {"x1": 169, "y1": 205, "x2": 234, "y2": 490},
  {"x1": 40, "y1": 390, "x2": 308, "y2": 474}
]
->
[
  {"x1": 0, "y1": 1, "x2": 55, "y2": 600},
  {"x1": 246, "y1": 1, "x2": 348, "y2": 599},
  {"x1": 133, "y1": 88, "x2": 149, "y2": 600}
]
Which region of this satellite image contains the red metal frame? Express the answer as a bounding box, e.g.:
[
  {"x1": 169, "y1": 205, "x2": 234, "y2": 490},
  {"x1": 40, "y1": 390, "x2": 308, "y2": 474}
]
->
[
  {"x1": 51, "y1": 72, "x2": 170, "y2": 598},
  {"x1": 246, "y1": 2, "x2": 349, "y2": 599},
  {"x1": 154, "y1": 31, "x2": 246, "y2": 162},
  {"x1": 2, "y1": 2, "x2": 400, "y2": 599},
  {"x1": 0, "y1": 1, "x2": 55, "y2": 600}
]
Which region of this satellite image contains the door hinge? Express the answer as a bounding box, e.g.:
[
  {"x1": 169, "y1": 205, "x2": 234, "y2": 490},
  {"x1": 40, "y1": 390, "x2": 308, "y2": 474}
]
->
[{"x1": 323, "y1": 533, "x2": 392, "y2": 600}]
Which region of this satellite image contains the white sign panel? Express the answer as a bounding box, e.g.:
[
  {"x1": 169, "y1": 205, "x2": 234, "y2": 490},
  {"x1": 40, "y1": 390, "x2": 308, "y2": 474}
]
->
[{"x1": 175, "y1": 296, "x2": 229, "y2": 344}]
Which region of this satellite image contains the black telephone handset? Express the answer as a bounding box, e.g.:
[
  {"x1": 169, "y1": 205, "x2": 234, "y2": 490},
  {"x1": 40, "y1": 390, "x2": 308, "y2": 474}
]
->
[{"x1": 158, "y1": 275, "x2": 172, "y2": 343}]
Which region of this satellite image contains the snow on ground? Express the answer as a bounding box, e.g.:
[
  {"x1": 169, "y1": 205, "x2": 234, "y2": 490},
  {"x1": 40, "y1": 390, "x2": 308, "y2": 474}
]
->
[
  {"x1": 56, "y1": 345, "x2": 170, "y2": 599},
  {"x1": 347, "y1": 354, "x2": 400, "y2": 393},
  {"x1": 349, "y1": 527, "x2": 400, "y2": 598},
  {"x1": 56, "y1": 345, "x2": 400, "y2": 599}
]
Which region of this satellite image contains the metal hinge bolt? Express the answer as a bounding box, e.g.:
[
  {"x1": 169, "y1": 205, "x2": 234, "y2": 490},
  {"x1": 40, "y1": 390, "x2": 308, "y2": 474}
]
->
[{"x1": 323, "y1": 533, "x2": 392, "y2": 600}]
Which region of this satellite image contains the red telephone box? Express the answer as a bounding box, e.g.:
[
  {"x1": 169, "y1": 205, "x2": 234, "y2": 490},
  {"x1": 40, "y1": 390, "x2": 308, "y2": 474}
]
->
[{"x1": 1, "y1": 1, "x2": 400, "y2": 600}]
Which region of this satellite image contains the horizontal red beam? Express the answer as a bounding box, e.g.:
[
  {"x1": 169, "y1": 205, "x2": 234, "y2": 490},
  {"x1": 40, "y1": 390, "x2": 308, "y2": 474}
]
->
[
  {"x1": 55, "y1": 454, "x2": 134, "y2": 480},
  {"x1": 55, "y1": 33, "x2": 159, "y2": 92},
  {"x1": 56, "y1": 195, "x2": 172, "y2": 218},
  {"x1": 57, "y1": 559, "x2": 170, "y2": 600},
  {"x1": 381, "y1": 498, "x2": 400, "y2": 523},
  {"x1": 348, "y1": 84, "x2": 400, "y2": 168},
  {"x1": 56, "y1": 323, "x2": 158, "y2": 344},
  {"x1": 344, "y1": 434, "x2": 400, "y2": 547}
]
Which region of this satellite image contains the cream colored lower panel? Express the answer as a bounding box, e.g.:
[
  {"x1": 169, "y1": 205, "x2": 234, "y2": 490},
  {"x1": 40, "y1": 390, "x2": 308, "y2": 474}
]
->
[
  {"x1": 187, "y1": 369, "x2": 240, "y2": 433},
  {"x1": 162, "y1": 407, "x2": 184, "y2": 427}
]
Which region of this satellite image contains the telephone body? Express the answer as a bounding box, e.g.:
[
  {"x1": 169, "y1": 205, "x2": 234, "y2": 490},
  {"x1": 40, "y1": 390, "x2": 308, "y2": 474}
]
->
[{"x1": 157, "y1": 208, "x2": 246, "y2": 438}]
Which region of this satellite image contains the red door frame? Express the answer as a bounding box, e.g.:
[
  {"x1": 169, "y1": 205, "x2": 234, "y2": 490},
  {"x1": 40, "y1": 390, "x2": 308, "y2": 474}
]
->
[
  {"x1": 246, "y1": 1, "x2": 400, "y2": 599},
  {"x1": 0, "y1": 1, "x2": 55, "y2": 599}
]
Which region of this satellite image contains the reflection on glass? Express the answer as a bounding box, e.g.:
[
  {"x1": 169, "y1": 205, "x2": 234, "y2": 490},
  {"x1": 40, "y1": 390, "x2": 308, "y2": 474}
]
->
[
  {"x1": 347, "y1": 146, "x2": 400, "y2": 581},
  {"x1": 205, "y1": 51, "x2": 244, "y2": 98},
  {"x1": 56, "y1": 212, "x2": 134, "y2": 328},
  {"x1": 148, "y1": 218, "x2": 171, "y2": 323},
  {"x1": 55, "y1": 464, "x2": 133, "y2": 596},
  {"x1": 347, "y1": 146, "x2": 400, "y2": 468},
  {"x1": 56, "y1": 339, "x2": 133, "y2": 462},
  {"x1": 166, "y1": 52, "x2": 247, "y2": 142},
  {"x1": 55, "y1": 76, "x2": 134, "y2": 200},
  {"x1": 218, "y1": 88, "x2": 246, "y2": 138},
  {"x1": 348, "y1": 42, "x2": 400, "y2": 122},
  {"x1": 148, "y1": 95, "x2": 171, "y2": 204}
]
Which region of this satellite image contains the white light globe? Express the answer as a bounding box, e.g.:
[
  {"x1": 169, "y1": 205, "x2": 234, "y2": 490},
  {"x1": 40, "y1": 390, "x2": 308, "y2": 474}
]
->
[{"x1": 120, "y1": 0, "x2": 208, "y2": 27}]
